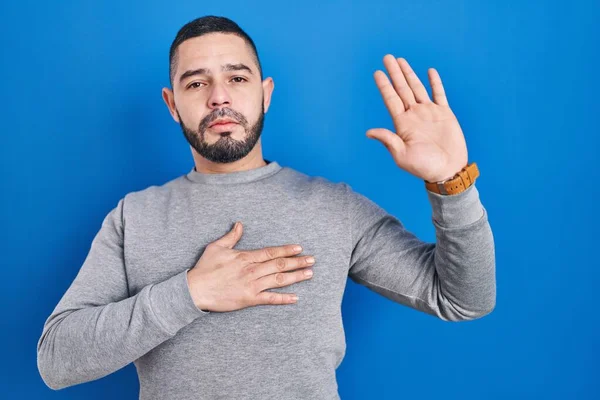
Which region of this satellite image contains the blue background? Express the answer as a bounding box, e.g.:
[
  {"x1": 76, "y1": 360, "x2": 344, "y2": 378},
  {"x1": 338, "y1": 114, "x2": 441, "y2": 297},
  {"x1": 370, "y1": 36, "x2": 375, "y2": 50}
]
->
[{"x1": 2, "y1": 0, "x2": 598, "y2": 398}]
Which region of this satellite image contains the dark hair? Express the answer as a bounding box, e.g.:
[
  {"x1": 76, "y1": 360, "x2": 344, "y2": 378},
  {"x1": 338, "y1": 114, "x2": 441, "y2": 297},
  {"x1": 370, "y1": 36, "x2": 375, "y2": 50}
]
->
[{"x1": 168, "y1": 16, "x2": 263, "y2": 88}]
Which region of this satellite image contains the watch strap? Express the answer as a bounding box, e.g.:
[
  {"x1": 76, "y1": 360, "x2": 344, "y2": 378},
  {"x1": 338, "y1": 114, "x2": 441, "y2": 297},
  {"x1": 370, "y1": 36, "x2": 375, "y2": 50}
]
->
[{"x1": 425, "y1": 162, "x2": 479, "y2": 195}]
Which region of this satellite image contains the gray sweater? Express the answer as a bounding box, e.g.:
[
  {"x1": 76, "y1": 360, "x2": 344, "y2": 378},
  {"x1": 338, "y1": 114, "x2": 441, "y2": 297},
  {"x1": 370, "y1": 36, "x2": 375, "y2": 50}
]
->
[{"x1": 37, "y1": 160, "x2": 496, "y2": 399}]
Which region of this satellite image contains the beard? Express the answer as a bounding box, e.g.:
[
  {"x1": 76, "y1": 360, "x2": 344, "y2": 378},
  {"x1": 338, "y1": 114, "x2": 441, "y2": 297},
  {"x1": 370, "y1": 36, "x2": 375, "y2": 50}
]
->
[{"x1": 177, "y1": 104, "x2": 265, "y2": 164}]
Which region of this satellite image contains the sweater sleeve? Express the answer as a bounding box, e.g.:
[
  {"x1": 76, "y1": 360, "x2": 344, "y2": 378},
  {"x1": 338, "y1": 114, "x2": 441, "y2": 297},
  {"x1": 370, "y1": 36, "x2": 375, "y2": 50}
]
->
[
  {"x1": 345, "y1": 183, "x2": 496, "y2": 322},
  {"x1": 36, "y1": 197, "x2": 209, "y2": 390}
]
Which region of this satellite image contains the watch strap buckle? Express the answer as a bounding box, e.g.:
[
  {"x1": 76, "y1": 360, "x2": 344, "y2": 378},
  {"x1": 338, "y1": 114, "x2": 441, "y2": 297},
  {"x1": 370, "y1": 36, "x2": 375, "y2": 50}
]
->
[{"x1": 437, "y1": 182, "x2": 449, "y2": 195}]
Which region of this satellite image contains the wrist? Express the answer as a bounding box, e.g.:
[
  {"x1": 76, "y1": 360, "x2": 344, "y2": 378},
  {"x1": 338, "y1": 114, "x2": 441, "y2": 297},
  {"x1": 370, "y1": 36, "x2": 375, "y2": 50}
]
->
[
  {"x1": 186, "y1": 269, "x2": 212, "y2": 312},
  {"x1": 426, "y1": 166, "x2": 465, "y2": 184}
]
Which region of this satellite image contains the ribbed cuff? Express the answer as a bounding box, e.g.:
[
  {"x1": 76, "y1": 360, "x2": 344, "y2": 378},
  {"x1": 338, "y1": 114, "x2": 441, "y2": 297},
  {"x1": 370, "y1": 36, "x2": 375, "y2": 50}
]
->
[
  {"x1": 148, "y1": 268, "x2": 210, "y2": 335},
  {"x1": 426, "y1": 184, "x2": 484, "y2": 228}
]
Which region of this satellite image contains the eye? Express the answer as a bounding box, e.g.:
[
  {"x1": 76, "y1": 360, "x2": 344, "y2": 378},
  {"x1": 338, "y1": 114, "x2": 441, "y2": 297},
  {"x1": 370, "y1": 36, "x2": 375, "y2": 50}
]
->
[
  {"x1": 187, "y1": 82, "x2": 205, "y2": 89},
  {"x1": 231, "y1": 76, "x2": 247, "y2": 83}
]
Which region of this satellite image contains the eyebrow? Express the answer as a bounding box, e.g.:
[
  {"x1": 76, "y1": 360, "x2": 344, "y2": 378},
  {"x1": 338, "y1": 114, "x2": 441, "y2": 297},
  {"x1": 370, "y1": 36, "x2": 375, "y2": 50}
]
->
[{"x1": 179, "y1": 63, "x2": 254, "y2": 84}]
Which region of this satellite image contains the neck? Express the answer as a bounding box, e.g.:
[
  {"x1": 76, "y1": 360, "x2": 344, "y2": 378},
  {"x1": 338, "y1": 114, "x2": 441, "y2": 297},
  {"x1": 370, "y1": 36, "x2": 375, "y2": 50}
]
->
[{"x1": 191, "y1": 140, "x2": 267, "y2": 174}]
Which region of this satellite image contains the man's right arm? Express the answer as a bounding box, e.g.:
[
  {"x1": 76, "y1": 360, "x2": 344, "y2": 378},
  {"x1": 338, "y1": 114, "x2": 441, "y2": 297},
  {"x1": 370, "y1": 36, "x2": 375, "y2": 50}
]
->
[{"x1": 36, "y1": 197, "x2": 209, "y2": 390}]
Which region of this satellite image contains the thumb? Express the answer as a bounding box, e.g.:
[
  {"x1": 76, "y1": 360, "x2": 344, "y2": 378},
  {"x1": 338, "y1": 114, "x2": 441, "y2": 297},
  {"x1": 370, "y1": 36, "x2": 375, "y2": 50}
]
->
[
  {"x1": 214, "y1": 221, "x2": 243, "y2": 249},
  {"x1": 366, "y1": 128, "x2": 406, "y2": 156}
]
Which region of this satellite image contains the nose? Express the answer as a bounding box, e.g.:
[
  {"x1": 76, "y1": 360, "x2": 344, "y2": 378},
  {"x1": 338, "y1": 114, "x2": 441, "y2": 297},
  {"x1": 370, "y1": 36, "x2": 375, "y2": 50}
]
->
[{"x1": 207, "y1": 81, "x2": 232, "y2": 109}]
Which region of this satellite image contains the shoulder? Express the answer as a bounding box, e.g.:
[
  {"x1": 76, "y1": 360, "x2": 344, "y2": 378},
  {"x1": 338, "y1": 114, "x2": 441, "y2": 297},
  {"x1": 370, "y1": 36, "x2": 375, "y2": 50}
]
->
[
  {"x1": 119, "y1": 174, "x2": 188, "y2": 216},
  {"x1": 278, "y1": 165, "x2": 387, "y2": 208},
  {"x1": 277, "y1": 165, "x2": 348, "y2": 200}
]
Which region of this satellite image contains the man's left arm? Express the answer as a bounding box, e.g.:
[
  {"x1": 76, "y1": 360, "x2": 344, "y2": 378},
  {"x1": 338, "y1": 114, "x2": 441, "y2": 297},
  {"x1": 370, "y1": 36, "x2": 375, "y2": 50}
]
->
[
  {"x1": 346, "y1": 181, "x2": 496, "y2": 322},
  {"x1": 350, "y1": 54, "x2": 497, "y2": 321}
]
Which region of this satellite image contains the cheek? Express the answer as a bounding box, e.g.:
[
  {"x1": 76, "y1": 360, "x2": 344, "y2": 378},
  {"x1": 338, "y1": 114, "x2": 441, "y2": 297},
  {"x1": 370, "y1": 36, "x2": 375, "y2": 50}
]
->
[
  {"x1": 176, "y1": 100, "x2": 207, "y2": 126},
  {"x1": 236, "y1": 96, "x2": 263, "y2": 120}
]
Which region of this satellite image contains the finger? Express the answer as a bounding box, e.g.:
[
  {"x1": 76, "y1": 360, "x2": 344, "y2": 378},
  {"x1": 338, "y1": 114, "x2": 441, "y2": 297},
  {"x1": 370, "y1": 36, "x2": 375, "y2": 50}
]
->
[
  {"x1": 213, "y1": 221, "x2": 243, "y2": 249},
  {"x1": 249, "y1": 255, "x2": 315, "y2": 278},
  {"x1": 255, "y1": 291, "x2": 299, "y2": 306},
  {"x1": 374, "y1": 70, "x2": 406, "y2": 119},
  {"x1": 366, "y1": 128, "x2": 406, "y2": 157},
  {"x1": 245, "y1": 244, "x2": 304, "y2": 264},
  {"x1": 254, "y1": 268, "x2": 313, "y2": 293},
  {"x1": 428, "y1": 67, "x2": 449, "y2": 107},
  {"x1": 382, "y1": 54, "x2": 415, "y2": 110},
  {"x1": 396, "y1": 57, "x2": 431, "y2": 104}
]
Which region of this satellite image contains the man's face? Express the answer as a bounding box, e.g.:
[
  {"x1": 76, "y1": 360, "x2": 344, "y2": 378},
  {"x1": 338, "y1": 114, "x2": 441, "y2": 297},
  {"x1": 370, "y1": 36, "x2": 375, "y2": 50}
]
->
[{"x1": 163, "y1": 33, "x2": 273, "y2": 163}]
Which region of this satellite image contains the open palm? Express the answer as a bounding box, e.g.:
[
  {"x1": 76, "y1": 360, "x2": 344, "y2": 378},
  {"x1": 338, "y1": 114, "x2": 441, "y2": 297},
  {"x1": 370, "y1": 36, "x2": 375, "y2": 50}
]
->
[{"x1": 367, "y1": 55, "x2": 468, "y2": 183}]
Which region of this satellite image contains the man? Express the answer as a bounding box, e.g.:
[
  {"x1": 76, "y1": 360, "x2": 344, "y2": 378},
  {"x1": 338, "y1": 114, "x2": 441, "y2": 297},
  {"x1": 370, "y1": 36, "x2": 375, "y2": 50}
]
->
[{"x1": 37, "y1": 15, "x2": 495, "y2": 399}]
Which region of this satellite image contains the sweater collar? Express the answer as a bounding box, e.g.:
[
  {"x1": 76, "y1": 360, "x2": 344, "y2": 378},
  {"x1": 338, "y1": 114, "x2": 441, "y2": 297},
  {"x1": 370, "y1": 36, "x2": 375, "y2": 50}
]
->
[{"x1": 185, "y1": 159, "x2": 282, "y2": 185}]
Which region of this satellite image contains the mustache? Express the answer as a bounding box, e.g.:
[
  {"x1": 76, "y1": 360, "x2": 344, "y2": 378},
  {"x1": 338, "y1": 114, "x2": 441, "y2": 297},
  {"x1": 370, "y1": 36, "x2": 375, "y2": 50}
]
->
[{"x1": 199, "y1": 108, "x2": 248, "y2": 132}]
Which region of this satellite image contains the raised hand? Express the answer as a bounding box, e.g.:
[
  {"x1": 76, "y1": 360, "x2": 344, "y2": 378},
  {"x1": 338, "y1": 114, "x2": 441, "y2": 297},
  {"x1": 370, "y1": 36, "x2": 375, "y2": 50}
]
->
[{"x1": 367, "y1": 54, "x2": 469, "y2": 183}]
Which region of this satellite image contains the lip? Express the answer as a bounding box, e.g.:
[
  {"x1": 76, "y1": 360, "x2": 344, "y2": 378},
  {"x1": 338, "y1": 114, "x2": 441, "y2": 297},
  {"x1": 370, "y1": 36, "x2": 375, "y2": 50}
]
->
[
  {"x1": 209, "y1": 119, "x2": 238, "y2": 128},
  {"x1": 209, "y1": 121, "x2": 239, "y2": 133}
]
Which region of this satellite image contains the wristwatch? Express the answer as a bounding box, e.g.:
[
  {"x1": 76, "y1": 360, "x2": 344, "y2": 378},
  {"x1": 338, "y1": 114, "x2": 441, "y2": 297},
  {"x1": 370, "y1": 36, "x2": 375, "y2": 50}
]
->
[{"x1": 424, "y1": 162, "x2": 479, "y2": 195}]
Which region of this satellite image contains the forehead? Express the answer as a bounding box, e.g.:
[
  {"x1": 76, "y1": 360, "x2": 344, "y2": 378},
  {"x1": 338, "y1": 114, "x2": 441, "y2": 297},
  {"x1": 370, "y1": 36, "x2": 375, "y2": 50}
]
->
[{"x1": 176, "y1": 33, "x2": 256, "y2": 73}]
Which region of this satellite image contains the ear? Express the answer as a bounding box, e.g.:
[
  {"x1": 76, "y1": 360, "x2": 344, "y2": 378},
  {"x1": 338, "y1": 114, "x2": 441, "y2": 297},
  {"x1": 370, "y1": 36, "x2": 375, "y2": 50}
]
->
[
  {"x1": 161, "y1": 87, "x2": 180, "y2": 123},
  {"x1": 261, "y1": 77, "x2": 275, "y2": 113}
]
